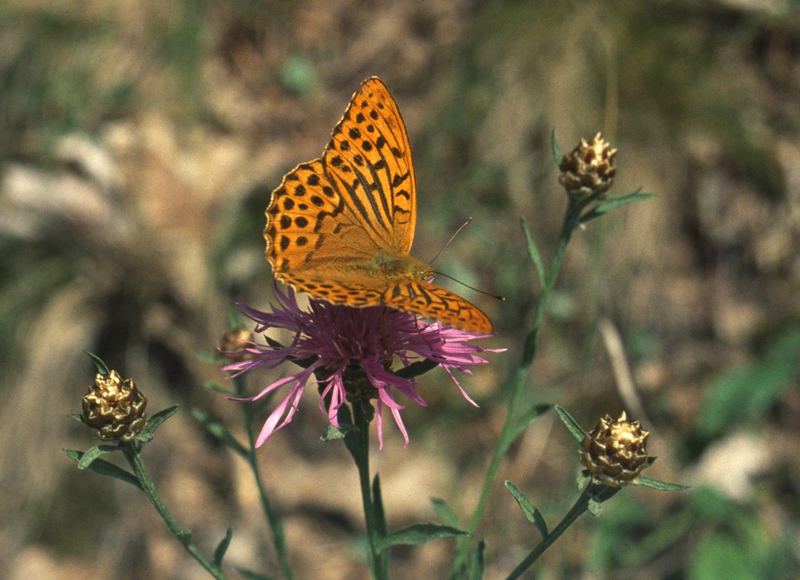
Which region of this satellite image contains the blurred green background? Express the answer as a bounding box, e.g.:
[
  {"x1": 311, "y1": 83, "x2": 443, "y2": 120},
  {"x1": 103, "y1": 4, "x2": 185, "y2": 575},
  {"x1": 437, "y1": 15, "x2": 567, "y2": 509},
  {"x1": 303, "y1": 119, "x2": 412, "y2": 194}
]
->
[{"x1": 1, "y1": 1, "x2": 799, "y2": 578}]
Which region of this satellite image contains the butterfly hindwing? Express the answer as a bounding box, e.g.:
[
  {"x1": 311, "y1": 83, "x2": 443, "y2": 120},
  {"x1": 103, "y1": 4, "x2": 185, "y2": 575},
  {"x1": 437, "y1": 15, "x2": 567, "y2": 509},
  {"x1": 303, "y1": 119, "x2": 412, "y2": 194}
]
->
[{"x1": 382, "y1": 280, "x2": 493, "y2": 334}]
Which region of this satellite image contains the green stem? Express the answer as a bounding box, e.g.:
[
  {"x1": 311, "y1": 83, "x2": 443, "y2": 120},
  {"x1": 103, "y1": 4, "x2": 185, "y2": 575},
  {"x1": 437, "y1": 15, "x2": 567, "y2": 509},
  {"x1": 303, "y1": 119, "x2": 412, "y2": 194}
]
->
[
  {"x1": 235, "y1": 377, "x2": 294, "y2": 580},
  {"x1": 453, "y1": 201, "x2": 583, "y2": 575},
  {"x1": 350, "y1": 402, "x2": 386, "y2": 580},
  {"x1": 123, "y1": 444, "x2": 225, "y2": 580},
  {"x1": 506, "y1": 484, "x2": 618, "y2": 579}
]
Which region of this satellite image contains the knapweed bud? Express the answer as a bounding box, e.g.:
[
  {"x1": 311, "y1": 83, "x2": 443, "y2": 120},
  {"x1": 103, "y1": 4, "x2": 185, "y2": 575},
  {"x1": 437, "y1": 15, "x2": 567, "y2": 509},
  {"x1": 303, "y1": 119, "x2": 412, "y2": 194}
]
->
[
  {"x1": 82, "y1": 370, "x2": 147, "y2": 442},
  {"x1": 218, "y1": 327, "x2": 255, "y2": 361},
  {"x1": 580, "y1": 411, "x2": 653, "y2": 488},
  {"x1": 559, "y1": 132, "x2": 617, "y2": 200}
]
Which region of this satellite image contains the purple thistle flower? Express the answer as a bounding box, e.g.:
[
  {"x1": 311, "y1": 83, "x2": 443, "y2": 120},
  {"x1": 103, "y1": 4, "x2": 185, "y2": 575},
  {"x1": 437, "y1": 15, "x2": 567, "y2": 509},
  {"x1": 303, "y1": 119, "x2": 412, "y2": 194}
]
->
[{"x1": 224, "y1": 287, "x2": 503, "y2": 448}]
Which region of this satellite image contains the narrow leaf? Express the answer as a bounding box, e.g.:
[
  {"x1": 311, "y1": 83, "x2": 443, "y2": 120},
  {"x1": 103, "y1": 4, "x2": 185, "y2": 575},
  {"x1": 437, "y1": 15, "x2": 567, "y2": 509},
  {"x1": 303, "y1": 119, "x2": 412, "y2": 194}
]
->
[
  {"x1": 86, "y1": 352, "x2": 110, "y2": 375},
  {"x1": 65, "y1": 449, "x2": 141, "y2": 489},
  {"x1": 555, "y1": 406, "x2": 586, "y2": 442},
  {"x1": 580, "y1": 192, "x2": 654, "y2": 223},
  {"x1": 192, "y1": 408, "x2": 248, "y2": 458},
  {"x1": 77, "y1": 444, "x2": 118, "y2": 469},
  {"x1": 504, "y1": 481, "x2": 548, "y2": 538},
  {"x1": 373, "y1": 475, "x2": 389, "y2": 538},
  {"x1": 136, "y1": 405, "x2": 180, "y2": 443},
  {"x1": 236, "y1": 567, "x2": 273, "y2": 580},
  {"x1": 431, "y1": 498, "x2": 460, "y2": 529},
  {"x1": 520, "y1": 219, "x2": 546, "y2": 289},
  {"x1": 394, "y1": 358, "x2": 439, "y2": 379},
  {"x1": 550, "y1": 128, "x2": 563, "y2": 165},
  {"x1": 213, "y1": 527, "x2": 233, "y2": 567},
  {"x1": 469, "y1": 540, "x2": 486, "y2": 580},
  {"x1": 71, "y1": 413, "x2": 87, "y2": 424},
  {"x1": 376, "y1": 523, "x2": 467, "y2": 552},
  {"x1": 636, "y1": 475, "x2": 689, "y2": 492}
]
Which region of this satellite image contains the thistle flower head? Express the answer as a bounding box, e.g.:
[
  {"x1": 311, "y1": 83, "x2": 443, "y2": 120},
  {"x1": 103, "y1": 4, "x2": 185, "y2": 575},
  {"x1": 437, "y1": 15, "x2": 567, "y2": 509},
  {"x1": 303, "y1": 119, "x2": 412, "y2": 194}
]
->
[
  {"x1": 225, "y1": 287, "x2": 502, "y2": 448},
  {"x1": 579, "y1": 411, "x2": 653, "y2": 488},
  {"x1": 559, "y1": 132, "x2": 617, "y2": 200},
  {"x1": 82, "y1": 370, "x2": 147, "y2": 442}
]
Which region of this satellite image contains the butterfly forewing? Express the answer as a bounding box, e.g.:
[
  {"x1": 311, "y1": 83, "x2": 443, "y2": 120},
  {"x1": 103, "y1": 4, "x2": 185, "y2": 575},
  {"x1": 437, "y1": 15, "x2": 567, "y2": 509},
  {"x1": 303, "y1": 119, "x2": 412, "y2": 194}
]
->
[
  {"x1": 323, "y1": 77, "x2": 416, "y2": 255},
  {"x1": 265, "y1": 160, "x2": 378, "y2": 276}
]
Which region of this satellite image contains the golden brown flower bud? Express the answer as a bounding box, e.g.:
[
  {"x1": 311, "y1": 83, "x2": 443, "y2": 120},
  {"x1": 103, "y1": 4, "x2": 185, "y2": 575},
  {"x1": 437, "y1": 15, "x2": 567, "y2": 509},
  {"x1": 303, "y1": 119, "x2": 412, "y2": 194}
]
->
[
  {"x1": 218, "y1": 327, "x2": 255, "y2": 361},
  {"x1": 559, "y1": 133, "x2": 617, "y2": 200},
  {"x1": 82, "y1": 370, "x2": 147, "y2": 442},
  {"x1": 580, "y1": 411, "x2": 653, "y2": 488}
]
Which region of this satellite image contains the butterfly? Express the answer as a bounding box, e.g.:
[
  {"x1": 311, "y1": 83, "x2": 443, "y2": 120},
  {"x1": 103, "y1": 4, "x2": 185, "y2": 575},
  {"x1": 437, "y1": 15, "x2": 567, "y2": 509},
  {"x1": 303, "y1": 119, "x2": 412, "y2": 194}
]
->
[{"x1": 264, "y1": 77, "x2": 493, "y2": 333}]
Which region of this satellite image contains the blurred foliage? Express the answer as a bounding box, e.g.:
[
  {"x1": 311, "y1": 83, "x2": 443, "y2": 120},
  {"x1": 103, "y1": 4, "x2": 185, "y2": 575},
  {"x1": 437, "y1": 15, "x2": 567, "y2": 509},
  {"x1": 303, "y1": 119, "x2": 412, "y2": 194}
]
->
[{"x1": 695, "y1": 327, "x2": 800, "y2": 440}]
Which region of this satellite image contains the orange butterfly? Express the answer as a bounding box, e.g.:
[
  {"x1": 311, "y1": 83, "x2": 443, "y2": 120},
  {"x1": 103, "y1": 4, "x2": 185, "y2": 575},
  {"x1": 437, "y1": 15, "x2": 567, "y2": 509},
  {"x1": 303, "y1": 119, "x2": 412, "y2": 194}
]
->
[{"x1": 264, "y1": 77, "x2": 493, "y2": 333}]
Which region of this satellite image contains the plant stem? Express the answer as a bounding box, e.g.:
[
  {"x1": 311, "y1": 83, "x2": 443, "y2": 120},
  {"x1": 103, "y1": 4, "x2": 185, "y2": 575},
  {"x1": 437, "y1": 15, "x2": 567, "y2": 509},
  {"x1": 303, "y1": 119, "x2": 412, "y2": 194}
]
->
[
  {"x1": 122, "y1": 444, "x2": 225, "y2": 580},
  {"x1": 506, "y1": 485, "x2": 591, "y2": 579},
  {"x1": 453, "y1": 201, "x2": 582, "y2": 575},
  {"x1": 235, "y1": 377, "x2": 294, "y2": 580},
  {"x1": 506, "y1": 484, "x2": 618, "y2": 579},
  {"x1": 350, "y1": 401, "x2": 387, "y2": 580}
]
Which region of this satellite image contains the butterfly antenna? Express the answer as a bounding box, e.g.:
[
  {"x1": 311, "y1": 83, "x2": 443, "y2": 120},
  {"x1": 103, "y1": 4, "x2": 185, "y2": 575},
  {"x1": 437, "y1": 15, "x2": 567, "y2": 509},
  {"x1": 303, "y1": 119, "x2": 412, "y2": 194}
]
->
[
  {"x1": 432, "y1": 270, "x2": 506, "y2": 302},
  {"x1": 429, "y1": 217, "x2": 473, "y2": 266}
]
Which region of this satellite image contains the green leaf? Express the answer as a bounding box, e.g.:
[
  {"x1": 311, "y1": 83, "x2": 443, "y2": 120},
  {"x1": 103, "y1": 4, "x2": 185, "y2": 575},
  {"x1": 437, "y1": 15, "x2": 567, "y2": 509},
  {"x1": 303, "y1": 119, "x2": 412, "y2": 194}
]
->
[
  {"x1": 76, "y1": 444, "x2": 118, "y2": 469},
  {"x1": 504, "y1": 481, "x2": 548, "y2": 538},
  {"x1": 696, "y1": 328, "x2": 800, "y2": 438},
  {"x1": 520, "y1": 219, "x2": 546, "y2": 290},
  {"x1": 65, "y1": 449, "x2": 141, "y2": 489},
  {"x1": 376, "y1": 523, "x2": 467, "y2": 552},
  {"x1": 636, "y1": 475, "x2": 689, "y2": 492},
  {"x1": 550, "y1": 128, "x2": 563, "y2": 165},
  {"x1": 469, "y1": 540, "x2": 486, "y2": 580},
  {"x1": 373, "y1": 475, "x2": 388, "y2": 539},
  {"x1": 580, "y1": 192, "x2": 654, "y2": 223},
  {"x1": 192, "y1": 408, "x2": 248, "y2": 457},
  {"x1": 236, "y1": 567, "x2": 272, "y2": 580},
  {"x1": 136, "y1": 405, "x2": 180, "y2": 443},
  {"x1": 71, "y1": 413, "x2": 86, "y2": 424},
  {"x1": 394, "y1": 358, "x2": 439, "y2": 379},
  {"x1": 213, "y1": 527, "x2": 233, "y2": 568},
  {"x1": 86, "y1": 352, "x2": 110, "y2": 375},
  {"x1": 431, "y1": 498, "x2": 460, "y2": 529},
  {"x1": 555, "y1": 406, "x2": 586, "y2": 442}
]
